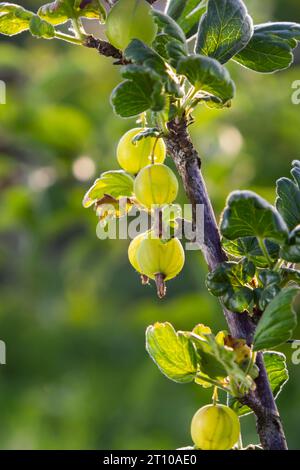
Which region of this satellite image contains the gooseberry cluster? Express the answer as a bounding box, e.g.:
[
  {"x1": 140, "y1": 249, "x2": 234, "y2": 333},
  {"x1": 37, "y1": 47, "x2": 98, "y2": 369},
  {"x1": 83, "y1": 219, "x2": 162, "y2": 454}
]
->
[{"x1": 117, "y1": 128, "x2": 185, "y2": 298}]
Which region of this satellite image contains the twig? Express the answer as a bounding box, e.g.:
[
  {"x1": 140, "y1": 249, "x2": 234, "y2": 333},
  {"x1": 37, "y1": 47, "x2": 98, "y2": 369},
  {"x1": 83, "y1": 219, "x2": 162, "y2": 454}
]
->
[{"x1": 83, "y1": 36, "x2": 128, "y2": 64}]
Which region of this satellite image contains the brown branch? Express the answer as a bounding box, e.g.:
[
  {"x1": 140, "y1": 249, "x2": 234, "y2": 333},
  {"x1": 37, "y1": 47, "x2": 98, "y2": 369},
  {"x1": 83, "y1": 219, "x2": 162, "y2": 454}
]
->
[
  {"x1": 83, "y1": 36, "x2": 128, "y2": 64},
  {"x1": 165, "y1": 116, "x2": 288, "y2": 450}
]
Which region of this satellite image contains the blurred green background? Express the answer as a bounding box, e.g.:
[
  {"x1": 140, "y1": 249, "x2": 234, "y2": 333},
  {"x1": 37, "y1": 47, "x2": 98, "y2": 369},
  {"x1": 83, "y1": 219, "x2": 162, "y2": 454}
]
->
[{"x1": 0, "y1": 0, "x2": 300, "y2": 450}]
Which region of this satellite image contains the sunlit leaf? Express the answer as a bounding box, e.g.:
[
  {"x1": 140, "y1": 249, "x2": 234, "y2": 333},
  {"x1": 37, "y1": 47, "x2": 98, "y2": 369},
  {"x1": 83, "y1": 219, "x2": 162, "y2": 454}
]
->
[
  {"x1": 220, "y1": 190, "x2": 288, "y2": 244},
  {"x1": 82, "y1": 170, "x2": 134, "y2": 208},
  {"x1": 146, "y1": 322, "x2": 198, "y2": 383},
  {"x1": 195, "y1": 0, "x2": 253, "y2": 63},
  {"x1": 0, "y1": 3, "x2": 33, "y2": 36},
  {"x1": 234, "y1": 22, "x2": 300, "y2": 73}
]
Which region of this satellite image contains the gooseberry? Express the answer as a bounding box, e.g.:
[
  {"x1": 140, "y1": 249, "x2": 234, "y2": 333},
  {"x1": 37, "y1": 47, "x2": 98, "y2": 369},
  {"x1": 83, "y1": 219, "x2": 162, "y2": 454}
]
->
[
  {"x1": 117, "y1": 128, "x2": 166, "y2": 175},
  {"x1": 136, "y1": 237, "x2": 185, "y2": 281},
  {"x1": 191, "y1": 404, "x2": 240, "y2": 450},
  {"x1": 105, "y1": 0, "x2": 157, "y2": 51},
  {"x1": 134, "y1": 164, "x2": 179, "y2": 209}
]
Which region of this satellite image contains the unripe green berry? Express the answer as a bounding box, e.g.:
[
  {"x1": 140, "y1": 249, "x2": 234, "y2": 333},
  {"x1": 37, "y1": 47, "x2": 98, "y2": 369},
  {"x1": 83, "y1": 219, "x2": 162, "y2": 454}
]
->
[
  {"x1": 117, "y1": 128, "x2": 166, "y2": 175},
  {"x1": 191, "y1": 404, "x2": 240, "y2": 450},
  {"x1": 136, "y1": 237, "x2": 185, "y2": 281},
  {"x1": 106, "y1": 0, "x2": 157, "y2": 51},
  {"x1": 134, "y1": 164, "x2": 179, "y2": 209}
]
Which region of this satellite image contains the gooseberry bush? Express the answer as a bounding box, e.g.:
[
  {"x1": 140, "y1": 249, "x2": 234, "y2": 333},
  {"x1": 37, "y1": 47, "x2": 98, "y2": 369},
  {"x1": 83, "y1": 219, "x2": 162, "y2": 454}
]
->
[{"x1": 2, "y1": 0, "x2": 300, "y2": 450}]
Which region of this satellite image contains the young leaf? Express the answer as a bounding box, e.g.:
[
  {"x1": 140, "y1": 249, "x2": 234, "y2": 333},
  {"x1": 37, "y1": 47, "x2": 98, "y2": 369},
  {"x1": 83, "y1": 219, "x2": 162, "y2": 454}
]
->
[
  {"x1": 234, "y1": 23, "x2": 300, "y2": 73},
  {"x1": 222, "y1": 237, "x2": 279, "y2": 268},
  {"x1": 146, "y1": 322, "x2": 198, "y2": 383},
  {"x1": 190, "y1": 332, "x2": 253, "y2": 391},
  {"x1": 253, "y1": 287, "x2": 299, "y2": 351},
  {"x1": 38, "y1": 0, "x2": 71, "y2": 25},
  {"x1": 0, "y1": 3, "x2": 33, "y2": 36},
  {"x1": 195, "y1": 0, "x2": 253, "y2": 64},
  {"x1": 111, "y1": 65, "x2": 165, "y2": 118},
  {"x1": 74, "y1": 0, "x2": 106, "y2": 22},
  {"x1": 29, "y1": 16, "x2": 55, "y2": 39},
  {"x1": 177, "y1": 54, "x2": 235, "y2": 105},
  {"x1": 82, "y1": 170, "x2": 134, "y2": 208},
  {"x1": 276, "y1": 160, "x2": 300, "y2": 230},
  {"x1": 229, "y1": 351, "x2": 288, "y2": 416},
  {"x1": 206, "y1": 259, "x2": 255, "y2": 313},
  {"x1": 166, "y1": 0, "x2": 207, "y2": 39},
  {"x1": 220, "y1": 190, "x2": 288, "y2": 244},
  {"x1": 38, "y1": 0, "x2": 106, "y2": 26}
]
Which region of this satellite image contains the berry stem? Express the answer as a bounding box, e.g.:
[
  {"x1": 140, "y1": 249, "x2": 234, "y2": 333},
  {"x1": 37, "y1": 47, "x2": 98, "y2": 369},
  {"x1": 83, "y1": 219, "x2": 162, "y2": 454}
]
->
[
  {"x1": 212, "y1": 386, "x2": 218, "y2": 405},
  {"x1": 155, "y1": 273, "x2": 166, "y2": 299}
]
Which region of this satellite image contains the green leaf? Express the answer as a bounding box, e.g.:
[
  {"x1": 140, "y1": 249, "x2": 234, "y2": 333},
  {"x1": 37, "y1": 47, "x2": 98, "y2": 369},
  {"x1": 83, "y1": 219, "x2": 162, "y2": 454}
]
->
[
  {"x1": 38, "y1": 0, "x2": 71, "y2": 25},
  {"x1": 0, "y1": 3, "x2": 33, "y2": 36},
  {"x1": 234, "y1": 23, "x2": 300, "y2": 73},
  {"x1": 255, "y1": 270, "x2": 282, "y2": 311},
  {"x1": 229, "y1": 351, "x2": 288, "y2": 416},
  {"x1": 146, "y1": 322, "x2": 198, "y2": 383},
  {"x1": 38, "y1": 0, "x2": 106, "y2": 26},
  {"x1": 206, "y1": 259, "x2": 255, "y2": 313},
  {"x1": 153, "y1": 10, "x2": 187, "y2": 45},
  {"x1": 124, "y1": 39, "x2": 167, "y2": 78},
  {"x1": 264, "y1": 352, "x2": 289, "y2": 398},
  {"x1": 177, "y1": 54, "x2": 235, "y2": 105},
  {"x1": 276, "y1": 161, "x2": 300, "y2": 231},
  {"x1": 222, "y1": 237, "x2": 279, "y2": 268},
  {"x1": 220, "y1": 190, "x2": 288, "y2": 244},
  {"x1": 195, "y1": 0, "x2": 253, "y2": 64},
  {"x1": 82, "y1": 170, "x2": 134, "y2": 208},
  {"x1": 111, "y1": 65, "x2": 165, "y2": 118},
  {"x1": 152, "y1": 10, "x2": 188, "y2": 67},
  {"x1": 190, "y1": 331, "x2": 253, "y2": 391},
  {"x1": 253, "y1": 287, "x2": 299, "y2": 351},
  {"x1": 166, "y1": 0, "x2": 207, "y2": 39},
  {"x1": 29, "y1": 15, "x2": 55, "y2": 39},
  {"x1": 280, "y1": 225, "x2": 300, "y2": 263},
  {"x1": 74, "y1": 0, "x2": 106, "y2": 22}
]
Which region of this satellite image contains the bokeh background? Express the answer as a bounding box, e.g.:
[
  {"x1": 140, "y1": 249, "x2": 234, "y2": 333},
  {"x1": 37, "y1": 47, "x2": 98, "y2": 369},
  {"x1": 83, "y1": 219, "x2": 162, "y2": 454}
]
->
[{"x1": 0, "y1": 0, "x2": 300, "y2": 450}]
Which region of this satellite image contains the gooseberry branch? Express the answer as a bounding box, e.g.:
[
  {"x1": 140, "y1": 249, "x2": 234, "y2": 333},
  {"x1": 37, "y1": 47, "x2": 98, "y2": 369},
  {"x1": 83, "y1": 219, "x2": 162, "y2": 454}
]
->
[
  {"x1": 165, "y1": 117, "x2": 288, "y2": 450},
  {"x1": 2, "y1": 0, "x2": 298, "y2": 452}
]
